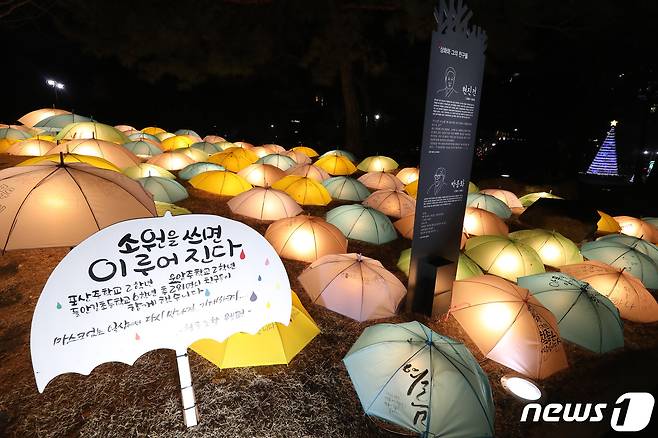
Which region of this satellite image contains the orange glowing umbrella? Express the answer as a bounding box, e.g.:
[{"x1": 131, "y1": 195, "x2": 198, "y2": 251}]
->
[
  {"x1": 204, "y1": 135, "x2": 226, "y2": 143},
  {"x1": 237, "y1": 163, "x2": 286, "y2": 188},
  {"x1": 283, "y1": 150, "x2": 312, "y2": 165},
  {"x1": 262, "y1": 144, "x2": 286, "y2": 154},
  {"x1": 285, "y1": 164, "x2": 330, "y2": 182},
  {"x1": 393, "y1": 214, "x2": 414, "y2": 239},
  {"x1": 451, "y1": 275, "x2": 568, "y2": 379},
  {"x1": 358, "y1": 171, "x2": 404, "y2": 191},
  {"x1": 48, "y1": 139, "x2": 140, "y2": 170},
  {"x1": 362, "y1": 189, "x2": 416, "y2": 219},
  {"x1": 6, "y1": 139, "x2": 55, "y2": 156},
  {"x1": 146, "y1": 151, "x2": 196, "y2": 170},
  {"x1": 462, "y1": 207, "x2": 508, "y2": 237},
  {"x1": 264, "y1": 216, "x2": 347, "y2": 262},
  {"x1": 114, "y1": 125, "x2": 136, "y2": 133},
  {"x1": 395, "y1": 167, "x2": 419, "y2": 185},
  {"x1": 227, "y1": 187, "x2": 302, "y2": 221},
  {"x1": 614, "y1": 216, "x2": 658, "y2": 243},
  {"x1": 479, "y1": 188, "x2": 523, "y2": 211},
  {"x1": 177, "y1": 147, "x2": 209, "y2": 162}
]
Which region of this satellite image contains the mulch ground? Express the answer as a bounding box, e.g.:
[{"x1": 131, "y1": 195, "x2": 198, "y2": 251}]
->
[{"x1": 0, "y1": 153, "x2": 657, "y2": 437}]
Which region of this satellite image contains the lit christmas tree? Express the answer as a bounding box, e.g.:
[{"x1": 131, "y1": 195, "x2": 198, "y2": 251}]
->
[{"x1": 586, "y1": 120, "x2": 619, "y2": 176}]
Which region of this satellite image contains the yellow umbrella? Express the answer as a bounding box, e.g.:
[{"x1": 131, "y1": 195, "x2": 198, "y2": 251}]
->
[
  {"x1": 315, "y1": 155, "x2": 357, "y2": 175},
  {"x1": 18, "y1": 108, "x2": 70, "y2": 128},
  {"x1": 208, "y1": 148, "x2": 258, "y2": 172},
  {"x1": 395, "y1": 167, "x2": 419, "y2": 185},
  {"x1": 189, "y1": 170, "x2": 253, "y2": 196},
  {"x1": 237, "y1": 163, "x2": 286, "y2": 187},
  {"x1": 55, "y1": 122, "x2": 129, "y2": 144},
  {"x1": 285, "y1": 164, "x2": 330, "y2": 182},
  {"x1": 227, "y1": 187, "x2": 302, "y2": 221},
  {"x1": 160, "y1": 135, "x2": 196, "y2": 151},
  {"x1": 357, "y1": 155, "x2": 399, "y2": 172},
  {"x1": 19, "y1": 153, "x2": 121, "y2": 172},
  {"x1": 154, "y1": 201, "x2": 191, "y2": 216},
  {"x1": 362, "y1": 189, "x2": 416, "y2": 219},
  {"x1": 291, "y1": 146, "x2": 319, "y2": 158},
  {"x1": 146, "y1": 151, "x2": 195, "y2": 170},
  {"x1": 272, "y1": 175, "x2": 332, "y2": 206},
  {"x1": 49, "y1": 139, "x2": 140, "y2": 170},
  {"x1": 142, "y1": 126, "x2": 166, "y2": 135},
  {"x1": 405, "y1": 179, "x2": 418, "y2": 198},
  {"x1": 6, "y1": 139, "x2": 55, "y2": 156},
  {"x1": 265, "y1": 216, "x2": 348, "y2": 262},
  {"x1": 596, "y1": 210, "x2": 621, "y2": 235},
  {"x1": 122, "y1": 163, "x2": 176, "y2": 179},
  {"x1": 190, "y1": 291, "x2": 319, "y2": 368},
  {"x1": 358, "y1": 171, "x2": 404, "y2": 191}
]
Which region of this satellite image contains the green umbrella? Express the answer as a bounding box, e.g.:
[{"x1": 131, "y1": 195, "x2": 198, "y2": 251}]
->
[
  {"x1": 509, "y1": 229, "x2": 583, "y2": 268},
  {"x1": 580, "y1": 240, "x2": 658, "y2": 289},
  {"x1": 321, "y1": 149, "x2": 357, "y2": 162},
  {"x1": 518, "y1": 191, "x2": 563, "y2": 207},
  {"x1": 190, "y1": 141, "x2": 224, "y2": 155},
  {"x1": 457, "y1": 253, "x2": 484, "y2": 280},
  {"x1": 137, "y1": 176, "x2": 188, "y2": 203},
  {"x1": 34, "y1": 113, "x2": 92, "y2": 129},
  {"x1": 397, "y1": 248, "x2": 411, "y2": 276},
  {"x1": 122, "y1": 140, "x2": 163, "y2": 158},
  {"x1": 518, "y1": 272, "x2": 623, "y2": 353},
  {"x1": 128, "y1": 132, "x2": 160, "y2": 143},
  {"x1": 175, "y1": 129, "x2": 200, "y2": 137},
  {"x1": 178, "y1": 162, "x2": 225, "y2": 180},
  {"x1": 597, "y1": 234, "x2": 658, "y2": 265},
  {"x1": 322, "y1": 176, "x2": 370, "y2": 201},
  {"x1": 0, "y1": 127, "x2": 31, "y2": 141},
  {"x1": 256, "y1": 153, "x2": 297, "y2": 171},
  {"x1": 343, "y1": 321, "x2": 495, "y2": 437},
  {"x1": 326, "y1": 204, "x2": 397, "y2": 244},
  {"x1": 468, "y1": 181, "x2": 479, "y2": 193},
  {"x1": 55, "y1": 122, "x2": 129, "y2": 144},
  {"x1": 465, "y1": 235, "x2": 545, "y2": 282},
  {"x1": 466, "y1": 193, "x2": 511, "y2": 219}
]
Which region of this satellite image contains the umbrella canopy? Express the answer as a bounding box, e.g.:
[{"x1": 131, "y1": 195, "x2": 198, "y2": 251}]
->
[
  {"x1": 463, "y1": 207, "x2": 509, "y2": 237},
  {"x1": 6, "y1": 139, "x2": 55, "y2": 156},
  {"x1": 190, "y1": 291, "x2": 319, "y2": 368},
  {"x1": 519, "y1": 191, "x2": 563, "y2": 207},
  {"x1": 468, "y1": 181, "x2": 479, "y2": 193},
  {"x1": 291, "y1": 146, "x2": 319, "y2": 157},
  {"x1": 596, "y1": 234, "x2": 658, "y2": 264},
  {"x1": 358, "y1": 171, "x2": 404, "y2": 191},
  {"x1": 55, "y1": 122, "x2": 128, "y2": 144},
  {"x1": 146, "y1": 151, "x2": 196, "y2": 170},
  {"x1": 262, "y1": 144, "x2": 287, "y2": 154},
  {"x1": 156, "y1": 132, "x2": 175, "y2": 141},
  {"x1": 286, "y1": 164, "x2": 330, "y2": 182},
  {"x1": 451, "y1": 275, "x2": 568, "y2": 379},
  {"x1": 237, "y1": 163, "x2": 286, "y2": 188},
  {"x1": 362, "y1": 189, "x2": 416, "y2": 219},
  {"x1": 642, "y1": 217, "x2": 658, "y2": 228},
  {"x1": 0, "y1": 162, "x2": 156, "y2": 251},
  {"x1": 114, "y1": 124, "x2": 135, "y2": 132},
  {"x1": 190, "y1": 141, "x2": 224, "y2": 155},
  {"x1": 457, "y1": 252, "x2": 484, "y2": 280},
  {"x1": 251, "y1": 146, "x2": 270, "y2": 158},
  {"x1": 121, "y1": 140, "x2": 162, "y2": 159},
  {"x1": 19, "y1": 153, "x2": 121, "y2": 172},
  {"x1": 465, "y1": 235, "x2": 545, "y2": 282},
  {"x1": 326, "y1": 204, "x2": 397, "y2": 245},
  {"x1": 466, "y1": 193, "x2": 512, "y2": 219},
  {"x1": 178, "y1": 162, "x2": 225, "y2": 180},
  {"x1": 561, "y1": 261, "x2": 658, "y2": 322},
  {"x1": 204, "y1": 135, "x2": 226, "y2": 143},
  {"x1": 397, "y1": 248, "x2": 411, "y2": 275},
  {"x1": 394, "y1": 214, "x2": 414, "y2": 239},
  {"x1": 580, "y1": 240, "x2": 658, "y2": 288},
  {"x1": 209, "y1": 148, "x2": 258, "y2": 172},
  {"x1": 264, "y1": 216, "x2": 347, "y2": 262},
  {"x1": 315, "y1": 155, "x2": 357, "y2": 175},
  {"x1": 189, "y1": 170, "x2": 253, "y2": 197},
  {"x1": 154, "y1": 201, "x2": 191, "y2": 216},
  {"x1": 596, "y1": 210, "x2": 621, "y2": 235},
  {"x1": 141, "y1": 126, "x2": 166, "y2": 135},
  {"x1": 34, "y1": 113, "x2": 92, "y2": 129},
  {"x1": 299, "y1": 253, "x2": 406, "y2": 322},
  {"x1": 137, "y1": 176, "x2": 189, "y2": 203},
  {"x1": 283, "y1": 150, "x2": 312, "y2": 165},
  {"x1": 614, "y1": 216, "x2": 658, "y2": 243},
  {"x1": 322, "y1": 176, "x2": 370, "y2": 201},
  {"x1": 233, "y1": 141, "x2": 255, "y2": 150},
  {"x1": 395, "y1": 167, "x2": 419, "y2": 185},
  {"x1": 518, "y1": 273, "x2": 624, "y2": 353},
  {"x1": 321, "y1": 149, "x2": 357, "y2": 162},
  {"x1": 177, "y1": 146, "x2": 209, "y2": 162},
  {"x1": 174, "y1": 129, "x2": 200, "y2": 138},
  {"x1": 509, "y1": 229, "x2": 583, "y2": 267},
  {"x1": 0, "y1": 126, "x2": 32, "y2": 141},
  {"x1": 256, "y1": 153, "x2": 297, "y2": 171},
  {"x1": 227, "y1": 187, "x2": 302, "y2": 221},
  {"x1": 49, "y1": 139, "x2": 140, "y2": 170},
  {"x1": 343, "y1": 321, "x2": 495, "y2": 437},
  {"x1": 128, "y1": 132, "x2": 161, "y2": 143},
  {"x1": 404, "y1": 180, "x2": 418, "y2": 198},
  {"x1": 122, "y1": 163, "x2": 176, "y2": 179},
  {"x1": 216, "y1": 141, "x2": 238, "y2": 151},
  {"x1": 272, "y1": 176, "x2": 332, "y2": 206},
  {"x1": 356, "y1": 155, "x2": 399, "y2": 172},
  {"x1": 479, "y1": 188, "x2": 523, "y2": 210},
  {"x1": 18, "y1": 108, "x2": 70, "y2": 127},
  {"x1": 161, "y1": 135, "x2": 196, "y2": 151}
]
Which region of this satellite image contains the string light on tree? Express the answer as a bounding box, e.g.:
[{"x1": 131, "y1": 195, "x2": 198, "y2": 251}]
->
[{"x1": 586, "y1": 120, "x2": 619, "y2": 176}]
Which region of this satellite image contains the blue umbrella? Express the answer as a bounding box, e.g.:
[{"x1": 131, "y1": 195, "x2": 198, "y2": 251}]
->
[
  {"x1": 128, "y1": 132, "x2": 161, "y2": 143},
  {"x1": 326, "y1": 204, "x2": 397, "y2": 244},
  {"x1": 321, "y1": 149, "x2": 357, "y2": 162},
  {"x1": 178, "y1": 162, "x2": 225, "y2": 180},
  {"x1": 466, "y1": 193, "x2": 512, "y2": 219},
  {"x1": 581, "y1": 240, "x2": 658, "y2": 289},
  {"x1": 137, "y1": 176, "x2": 188, "y2": 203},
  {"x1": 322, "y1": 176, "x2": 370, "y2": 201},
  {"x1": 597, "y1": 234, "x2": 658, "y2": 264},
  {"x1": 34, "y1": 113, "x2": 92, "y2": 129}
]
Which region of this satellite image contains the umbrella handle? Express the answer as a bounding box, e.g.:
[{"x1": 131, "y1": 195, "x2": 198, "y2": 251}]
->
[{"x1": 176, "y1": 348, "x2": 199, "y2": 427}]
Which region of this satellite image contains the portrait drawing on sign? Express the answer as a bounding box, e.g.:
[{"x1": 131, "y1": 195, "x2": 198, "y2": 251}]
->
[
  {"x1": 426, "y1": 167, "x2": 447, "y2": 196},
  {"x1": 436, "y1": 67, "x2": 459, "y2": 99}
]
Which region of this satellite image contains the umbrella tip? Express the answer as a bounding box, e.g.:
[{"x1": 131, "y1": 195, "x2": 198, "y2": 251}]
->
[{"x1": 356, "y1": 253, "x2": 363, "y2": 262}]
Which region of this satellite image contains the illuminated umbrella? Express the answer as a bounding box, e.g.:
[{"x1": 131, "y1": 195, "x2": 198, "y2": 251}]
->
[
  {"x1": 272, "y1": 176, "x2": 331, "y2": 206},
  {"x1": 298, "y1": 253, "x2": 406, "y2": 321},
  {"x1": 142, "y1": 126, "x2": 166, "y2": 135},
  {"x1": 156, "y1": 132, "x2": 175, "y2": 141},
  {"x1": 189, "y1": 170, "x2": 253, "y2": 196},
  {"x1": 177, "y1": 147, "x2": 209, "y2": 162},
  {"x1": 596, "y1": 210, "x2": 621, "y2": 235},
  {"x1": 404, "y1": 180, "x2": 418, "y2": 198},
  {"x1": 121, "y1": 140, "x2": 162, "y2": 159},
  {"x1": 122, "y1": 163, "x2": 175, "y2": 179},
  {"x1": 614, "y1": 216, "x2": 658, "y2": 243},
  {"x1": 191, "y1": 291, "x2": 319, "y2": 368},
  {"x1": 465, "y1": 235, "x2": 545, "y2": 282},
  {"x1": 363, "y1": 189, "x2": 415, "y2": 219},
  {"x1": 283, "y1": 150, "x2": 312, "y2": 165},
  {"x1": 34, "y1": 113, "x2": 92, "y2": 129},
  {"x1": 1, "y1": 124, "x2": 35, "y2": 135},
  {"x1": 227, "y1": 187, "x2": 302, "y2": 221},
  {"x1": 128, "y1": 132, "x2": 161, "y2": 143},
  {"x1": 18, "y1": 108, "x2": 70, "y2": 127},
  {"x1": 561, "y1": 261, "x2": 658, "y2": 322},
  {"x1": 509, "y1": 229, "x2": 583, "y2": 267},
  {"x1": 343, "y1": 321, "x2": 495, "y2": 437},
  {"x1": 358, "y1": 171, "x2": 403, "y2": 191},
  {"x1": 237, "y1": 163, "x2": 286, "y2": 188},
  {"x1": 154, "y1": 201, "x2": 191, "y2": 216},
  {"x1": 642, "y1": 217, "x2": 658, "y2": 228},
  {"x1": 6, "y1": 139, "x2": 55, "y2": 156},
  {"x1": 321, "y1": 149, "x2": 357, "y2": 162},
  {"x1": 147, "y1": 151, "x2": 196, "y2": 170},
  {"x1": 451, "y1": 275, "x2": 568, "y2": 379},
  {"x1": 256, "y1": 153, "x2": 297, "y2": 171},
  {"x1": 190, "y1": 141, "x2": 224, "y2": 155},
  {"x1": 394, "y1": 214, "x2": 414, "y2": 239},
  {"x1": 397, "y1": 248, "x2": 411, "y2": 275},
  {"x1": 114, "y1": 124, "x2": 135, "y2": 133},
  {"x1": 462, "y1": 207, "x2": 508, "y2": 237},
  {"x1": 262, "y1": 144, "x2": 286, "y2": 154},
  {"x1": 596, "y1": 234, "x2": 658, "y2": 264},
  {"x1": 466, "y1": 193, "x2": 512, "y2": 219},
  {"x1": 580, "y1": 240, "x2": 658, "y2": 288},
  {"x1": 291, "y1": 146, "x2": 319, "y2": 157},
  {"x1": 204, "y1": 135, "x2": 226, "y2": 143},
  {"x1": 209, "y1": 148, "x2": 258, "y2": 172},
  {"x1": 326, "y1": 204, "x2": 397, "y2": 245},
  {"x1": 138, "y1": 176, "x2": 188, "y2": 203},
  {"x1": 315, "y1": 155, "x2": 357, "y2": 175},
  {"x1": 178, "y1": 162, "x2": 225, "y2": 180},
  {"x1": 55, "y1": 122, "x2": 128, "y2": 144},
  {"x1": 174, "y1": 129, "x2": 200, "y2": 138},
  {"x1": 19, "y1": 153, "x2": 121, "y2": 172},
  {"x1": 264, "y1": 216, "x2": 347, "y2": 262},
  {"x1": 518, "y1": 273, "x2": 624, "y2": 353},
  {"x1": 234, "y1": 141, "x2": 255, "y2": 150},
  {"x1": 286, "y1": 164, "x2": 330, "y2": 182},
  {"x1": 468, "y1": 181, "x2": 479, "y2": 193},
  {"x1": 160, "y1": 135, "x2": 196, "y2": 151},
  {"x1": 322, "y1": 176, "x2": 370, "y2": 201},
  {"x1": 216, "y1": 141, "x2": 238, "y2": 151},
  {"x1": 457, "y1": 253, "x2": 484, "y2": 280},
  {"x1": 49, "y1": 139, "x2": 140, "y2": 170},
  {"x1": 251, "y1": 146, "x2": 270, "y2": 158},
  {"x1": 356, "y1": 155, "x2": 399, "y2": 172},
  {"x1": 0, "y1": 161, "x2": 156, "y2": 251},
  {"x1": 395, "y1": 167, "x2": 419, "y2": 185},
  {"x1": 519, "y1": 191, "x2": 563, "y2": 207},
  {"x1": 479, "y1": 188, "x2": 523, "y2": 210}
]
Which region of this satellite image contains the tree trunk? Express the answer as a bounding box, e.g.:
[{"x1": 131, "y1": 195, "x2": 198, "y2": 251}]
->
[{"x1": 339, "y1": 59, "x2": 363, "y2": 156}]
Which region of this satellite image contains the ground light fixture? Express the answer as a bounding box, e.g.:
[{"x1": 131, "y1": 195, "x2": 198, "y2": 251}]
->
[{"x1": 501, "y1": 375, "x2": 542, "y2": 401}]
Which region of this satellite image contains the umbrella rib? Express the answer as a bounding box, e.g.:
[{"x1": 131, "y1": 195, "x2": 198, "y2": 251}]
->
[
  {"x1": 63, "y1": 167, "x2": 101, "y2": 231},
  {"x1": 278, "y1": 220, "x2": 309, "y2": 254},
  {"x1": 260, "y1": 190, "x2": 267, "y2": 220},
  {"x1": 314, "y1": 261, "x2": 356, "y2": 301},
  {"x1": 359, "y1": 260, "x2": 365, "y2": 320}
]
